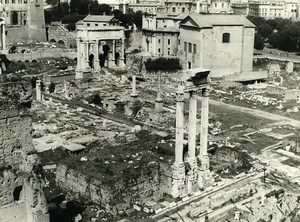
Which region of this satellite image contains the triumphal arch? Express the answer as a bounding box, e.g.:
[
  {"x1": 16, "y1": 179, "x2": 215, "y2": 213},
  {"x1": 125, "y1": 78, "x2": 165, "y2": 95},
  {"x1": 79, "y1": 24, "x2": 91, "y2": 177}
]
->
[{"x1": 76, "y1": 15, "x2": 126, "y2": 79}]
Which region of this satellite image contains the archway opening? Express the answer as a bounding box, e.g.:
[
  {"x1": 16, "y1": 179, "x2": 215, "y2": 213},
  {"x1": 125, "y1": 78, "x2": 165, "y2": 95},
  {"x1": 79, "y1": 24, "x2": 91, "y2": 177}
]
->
[
  {"x1": 58, "y1": 40, "x2": 65, "y2": 46},
  {"x1": 13, "y1": 185, "x2": 23, "y2": 201},
  {"x1": 89, "y1": 53, "x2": 94, "y2": 68}
]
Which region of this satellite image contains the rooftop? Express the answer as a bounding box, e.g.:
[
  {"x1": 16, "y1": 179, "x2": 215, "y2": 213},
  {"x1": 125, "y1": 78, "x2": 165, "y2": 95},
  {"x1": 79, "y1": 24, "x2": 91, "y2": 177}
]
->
[
  {"x1": 82, "y1": 15, "x2": 115, "y2": 23},
  {"x1": 181, "y1": 14, "x2": 256, "y2": 28}
]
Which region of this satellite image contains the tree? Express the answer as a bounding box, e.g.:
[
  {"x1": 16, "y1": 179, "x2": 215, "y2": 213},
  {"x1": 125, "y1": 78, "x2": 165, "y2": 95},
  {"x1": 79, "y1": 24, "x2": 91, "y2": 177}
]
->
[
  {"x1": 254, "y1": 33, "x2": 265, "y2": 50},
  {"x1": 90, "y1": 3, "x2": 112, "y2": 15}
]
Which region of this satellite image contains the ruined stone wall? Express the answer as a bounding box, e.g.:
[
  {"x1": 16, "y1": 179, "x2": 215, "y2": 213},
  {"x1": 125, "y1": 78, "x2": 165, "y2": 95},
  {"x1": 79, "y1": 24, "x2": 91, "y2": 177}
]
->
[
  {"x1": 55, "y1": 163, "x2": 160, "y2": 214},
  {"x1": 0, "y1": 80, "x2": 49, "y2": 222}
]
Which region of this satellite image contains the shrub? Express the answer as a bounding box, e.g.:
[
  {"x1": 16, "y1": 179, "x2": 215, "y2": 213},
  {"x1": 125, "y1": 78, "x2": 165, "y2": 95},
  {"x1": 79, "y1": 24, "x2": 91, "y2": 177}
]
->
[{"x1": 145, "y1": 58, "x2": 182, "y2": 72}]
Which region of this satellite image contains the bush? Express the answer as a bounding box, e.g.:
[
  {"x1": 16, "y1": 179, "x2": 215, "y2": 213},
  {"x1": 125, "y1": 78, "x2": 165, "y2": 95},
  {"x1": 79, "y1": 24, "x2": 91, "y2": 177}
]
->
[{"x1": 145, "y1": 58, "x2": 182, "y2": 72}]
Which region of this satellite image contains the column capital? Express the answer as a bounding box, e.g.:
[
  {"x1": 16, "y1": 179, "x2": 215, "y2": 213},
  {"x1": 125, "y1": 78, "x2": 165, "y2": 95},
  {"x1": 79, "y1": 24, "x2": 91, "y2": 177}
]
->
[{"x1": 201, "y1": 87, "x2": 210, "y2": 97}]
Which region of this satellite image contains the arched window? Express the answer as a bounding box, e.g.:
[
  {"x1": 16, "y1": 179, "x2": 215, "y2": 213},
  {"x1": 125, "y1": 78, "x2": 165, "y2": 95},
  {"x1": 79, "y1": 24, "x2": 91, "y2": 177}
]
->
[{"x1": 222, "y1": 33, "x2": 230, "y2": 43}]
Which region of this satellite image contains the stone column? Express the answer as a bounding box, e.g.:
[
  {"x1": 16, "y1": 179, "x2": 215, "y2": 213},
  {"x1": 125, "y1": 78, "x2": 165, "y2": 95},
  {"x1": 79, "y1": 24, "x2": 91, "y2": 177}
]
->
[
  {"x1": 186, "y1": 90, "x2": 198, "y2": 194},
  {"x1": 119, "y1": 38, "x2": 126, "y2": 68},
  {"x1": 131, "y1": 75, "x2": 138, "y2": 97},
  {"x1": 197, "y1": 87, "x2": 214, "y2": 189},
  {"x1": 155, "y1": 71, "x2": 163, "y2": 112},
  {"x1": 36, "y1": 80, "x2": 42, "y2": 101},
  {"x1": 200, "y1": 88, "x2": 209, "y2": 157},
  {"x1": 76, "y1": 39, "x2": 81, "y2": 70},
  {"x1": 171, "y1": 85, "x2": 186, "y2": 198},
  {"x1": 94, "y1": 40, "x2": 100, "y2": 71},
  {"x1": 64, "y1": 81, "x2": 69, "y2": 99},
  {"x1": 85, "y1": 41, "x2": 90, "y2": 69}
]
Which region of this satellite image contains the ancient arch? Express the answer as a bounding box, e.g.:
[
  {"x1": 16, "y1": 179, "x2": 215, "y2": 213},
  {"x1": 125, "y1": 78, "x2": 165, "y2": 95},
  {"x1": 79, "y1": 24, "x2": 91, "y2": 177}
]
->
[
  {"x1": 13, "y1": 185, "x2": 23, "y2": 201},
  {"x1": 58, "y1": 40, "x2": 65, "y2": 46}
]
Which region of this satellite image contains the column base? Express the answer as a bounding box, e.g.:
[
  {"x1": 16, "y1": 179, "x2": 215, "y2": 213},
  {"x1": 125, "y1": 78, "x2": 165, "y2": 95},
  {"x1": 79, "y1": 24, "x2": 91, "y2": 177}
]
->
[
  {"x1": 155, "y1": 99, "x2": 163, "y2": 112},
  {"x1": 94, "y1": 60, "x2": 101, "y2": 71},
  {"x1": 118, "y1": 59, "x2": 126, "y2": 68},
  {"x1": 197, "y1": 155, "x2": 214, "y2": 189},
  {"x1": 108, "y1": 59, "x2": 117, "y2": 68},
  {"x1": 75, "y1": 69, "x2": 83, "y2": 79},
  {"x1": 186, "y1": 158, "x2": 198, "y2": 194},
  {"x1": 171, "y1": 162, "x2": 186, "y2": 198}
]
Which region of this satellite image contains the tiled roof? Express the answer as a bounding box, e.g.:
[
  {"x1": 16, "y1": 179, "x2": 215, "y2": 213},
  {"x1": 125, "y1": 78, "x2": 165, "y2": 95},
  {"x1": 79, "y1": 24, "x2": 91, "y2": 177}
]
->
[
  {"x1": 83, "y1": 15, "x2": 114, "y2": 22},
  {"x1": 182, "y1": 14, "x2": 255, "y2": 28}
]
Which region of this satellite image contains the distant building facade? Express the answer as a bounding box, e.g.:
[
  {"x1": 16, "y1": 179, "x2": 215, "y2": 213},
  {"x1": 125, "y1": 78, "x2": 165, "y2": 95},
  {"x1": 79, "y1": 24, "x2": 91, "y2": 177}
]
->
[
  {"x1": 179, "y1": 14, "x2": 255, "y2": 77},
  {"x1": 248, "y1": 0, "x2": 300, "y2": 19},
  {"x1": 0, "y1": 0, "x2": 46, "y2": 44},
  {"x1": 141, "y1": 13, "x2": 185, "y2": 56}
]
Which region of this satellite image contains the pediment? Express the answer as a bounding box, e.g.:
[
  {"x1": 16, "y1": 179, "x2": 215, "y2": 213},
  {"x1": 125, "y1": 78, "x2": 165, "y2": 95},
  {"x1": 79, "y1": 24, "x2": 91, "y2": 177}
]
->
[{"x1": 180, "y1": 16, "x2": 199, "y2": 28}]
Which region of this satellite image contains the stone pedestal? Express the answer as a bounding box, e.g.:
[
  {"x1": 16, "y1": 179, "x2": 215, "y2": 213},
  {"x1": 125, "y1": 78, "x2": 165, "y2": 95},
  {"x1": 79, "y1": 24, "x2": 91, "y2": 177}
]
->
[
  {"x1": 197, "y1": 155, "x2": 214, "y2": 189},
  {"x1": 131, "y1": 75, "x2": 138, "y2": 97},
  {"x1": 186, "y1": 158, "x2": 198, "y2": 194},
  {"x1": 171, "y1": 163, "x2": 186, "y2": 198},
  {"x1": 75, "y1": 69, "x2": 83, "y2": 79}
]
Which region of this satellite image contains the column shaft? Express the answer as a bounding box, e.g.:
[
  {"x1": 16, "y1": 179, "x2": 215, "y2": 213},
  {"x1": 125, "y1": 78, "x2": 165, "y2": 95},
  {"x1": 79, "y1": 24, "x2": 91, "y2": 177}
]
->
[
  {"x1": 94, "y1": 40, "x2": 100, "y2": 70},
  {"x1": 131, "y1": 75, "x2": 138, "y2": 97},
  {"x1": 76, "y1": 39, "x2": 81, "y2": 70},
  {"x1": 188, "y1": 91, "x2": 197, "y2": 159},
  {"x1": 175, "y1": 88, "x2": 184, "y2": 164},
  {"x1": 85, "y1": 42, "x2": 89, "y2": 68},
  {"x1": 200, "y1": 89, "x2": 209, "y2": 156}
]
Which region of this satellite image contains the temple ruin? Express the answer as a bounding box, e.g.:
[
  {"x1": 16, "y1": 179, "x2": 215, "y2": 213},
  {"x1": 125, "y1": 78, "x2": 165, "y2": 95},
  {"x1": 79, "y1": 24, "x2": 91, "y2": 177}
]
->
[{"x1": 171, "y1": 68, "x2": 214, "y2": 197}]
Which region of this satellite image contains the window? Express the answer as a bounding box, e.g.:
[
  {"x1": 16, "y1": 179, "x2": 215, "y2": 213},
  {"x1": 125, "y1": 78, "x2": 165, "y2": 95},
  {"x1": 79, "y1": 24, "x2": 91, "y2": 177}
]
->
[
  {"x1": 222, "y1": 33, "x2": 230, "y2": 43},
  {"x1": 188, "y1": 43, "x2": 192, "y2": 53},
  {"x1": 182, "y1": 8, "x2": 185, "y2": 13},
  {"x1": 87, "y1": 23, "x2": 90, "y2": 26},
  {"x1": 215, "y1": 3, "x2": 217, "y2": 7},
  {"x1": 172, "y1": 7, "x2": 176, "y2": 12},
  {"x1": 193, "y1": 44, "x2": 196, "y2": 54},
  {"x1": 167, "y1": 48, "x2": 170, "y2": 55},
  {"x1": 158, "y1": 48, "x2": 161, "y2": 53},
  {"x1": 168, "y1": 39, "x2": 171, "y2": 45},
  {"x1": 184, "y1": 42, "x2": 187, "y2": 51},
  {"x1": 158, "y1": 39, "x2": 161, "y2": 44},
  {"x1": 95, "y1": 24, "x2": 98, "y2": 26},
  {"x1": 222, "y1": 3, "x2": 224, "y2": 7}
]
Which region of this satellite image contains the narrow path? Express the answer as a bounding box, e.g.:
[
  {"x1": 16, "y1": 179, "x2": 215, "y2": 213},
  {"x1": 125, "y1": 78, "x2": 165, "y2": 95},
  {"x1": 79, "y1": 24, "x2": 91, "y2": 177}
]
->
[{"x1": 209, "y1": 99, "x2": 300, "y2": 127}]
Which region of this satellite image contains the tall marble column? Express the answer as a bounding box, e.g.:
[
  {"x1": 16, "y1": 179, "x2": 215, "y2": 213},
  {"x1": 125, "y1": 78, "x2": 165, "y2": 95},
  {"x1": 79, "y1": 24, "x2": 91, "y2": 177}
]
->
[
  {"x1": 131, "y1": 75, "x2": 138, "y2": 97},
  {"x1": 186, "y1": 90, "x2": 198, "y2": 194},
  {"x1": 197, "y1": 87, "x2": 214, "y2": 189},
  {"x1": 171, "y1": 85, "x2": 186, "y2": 198},
  {"x1": 85, "y1": 41, "x2": 90, "y2": 69},
  {"x1": 155, "y1": 71, "x2": 163, "y2": 112},
  {"x1": 119, "y1": 38, "x2": 126, "y2": 68},
  {"x1": 36, "y1": 80, "x2": 42, "y2": 101},
  {"x1": 94, "y1": 40, "x2": 100, "y2": 70}
]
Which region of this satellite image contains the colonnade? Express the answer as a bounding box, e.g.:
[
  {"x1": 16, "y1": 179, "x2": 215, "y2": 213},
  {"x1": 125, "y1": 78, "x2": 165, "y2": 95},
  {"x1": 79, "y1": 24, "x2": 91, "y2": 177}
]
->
[{"x1": 171, "y1": 71, "x2": 213, "y2": 198}]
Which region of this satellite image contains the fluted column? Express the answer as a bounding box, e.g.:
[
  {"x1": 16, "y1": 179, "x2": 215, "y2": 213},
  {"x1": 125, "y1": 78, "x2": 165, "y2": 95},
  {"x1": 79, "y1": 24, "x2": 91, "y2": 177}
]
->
[
  {"x1": 171, "y1": 85, "x2": 186, "y2": 198},
  {"x1": 188, "y1": 91, "x2": 197, "y2": 159},
  {"x1": 175, "y1": 86, "x2": 184, "y2": 164},
  {"x1": 200, "y1": 88, "x2": 209, "y2": 157}
]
